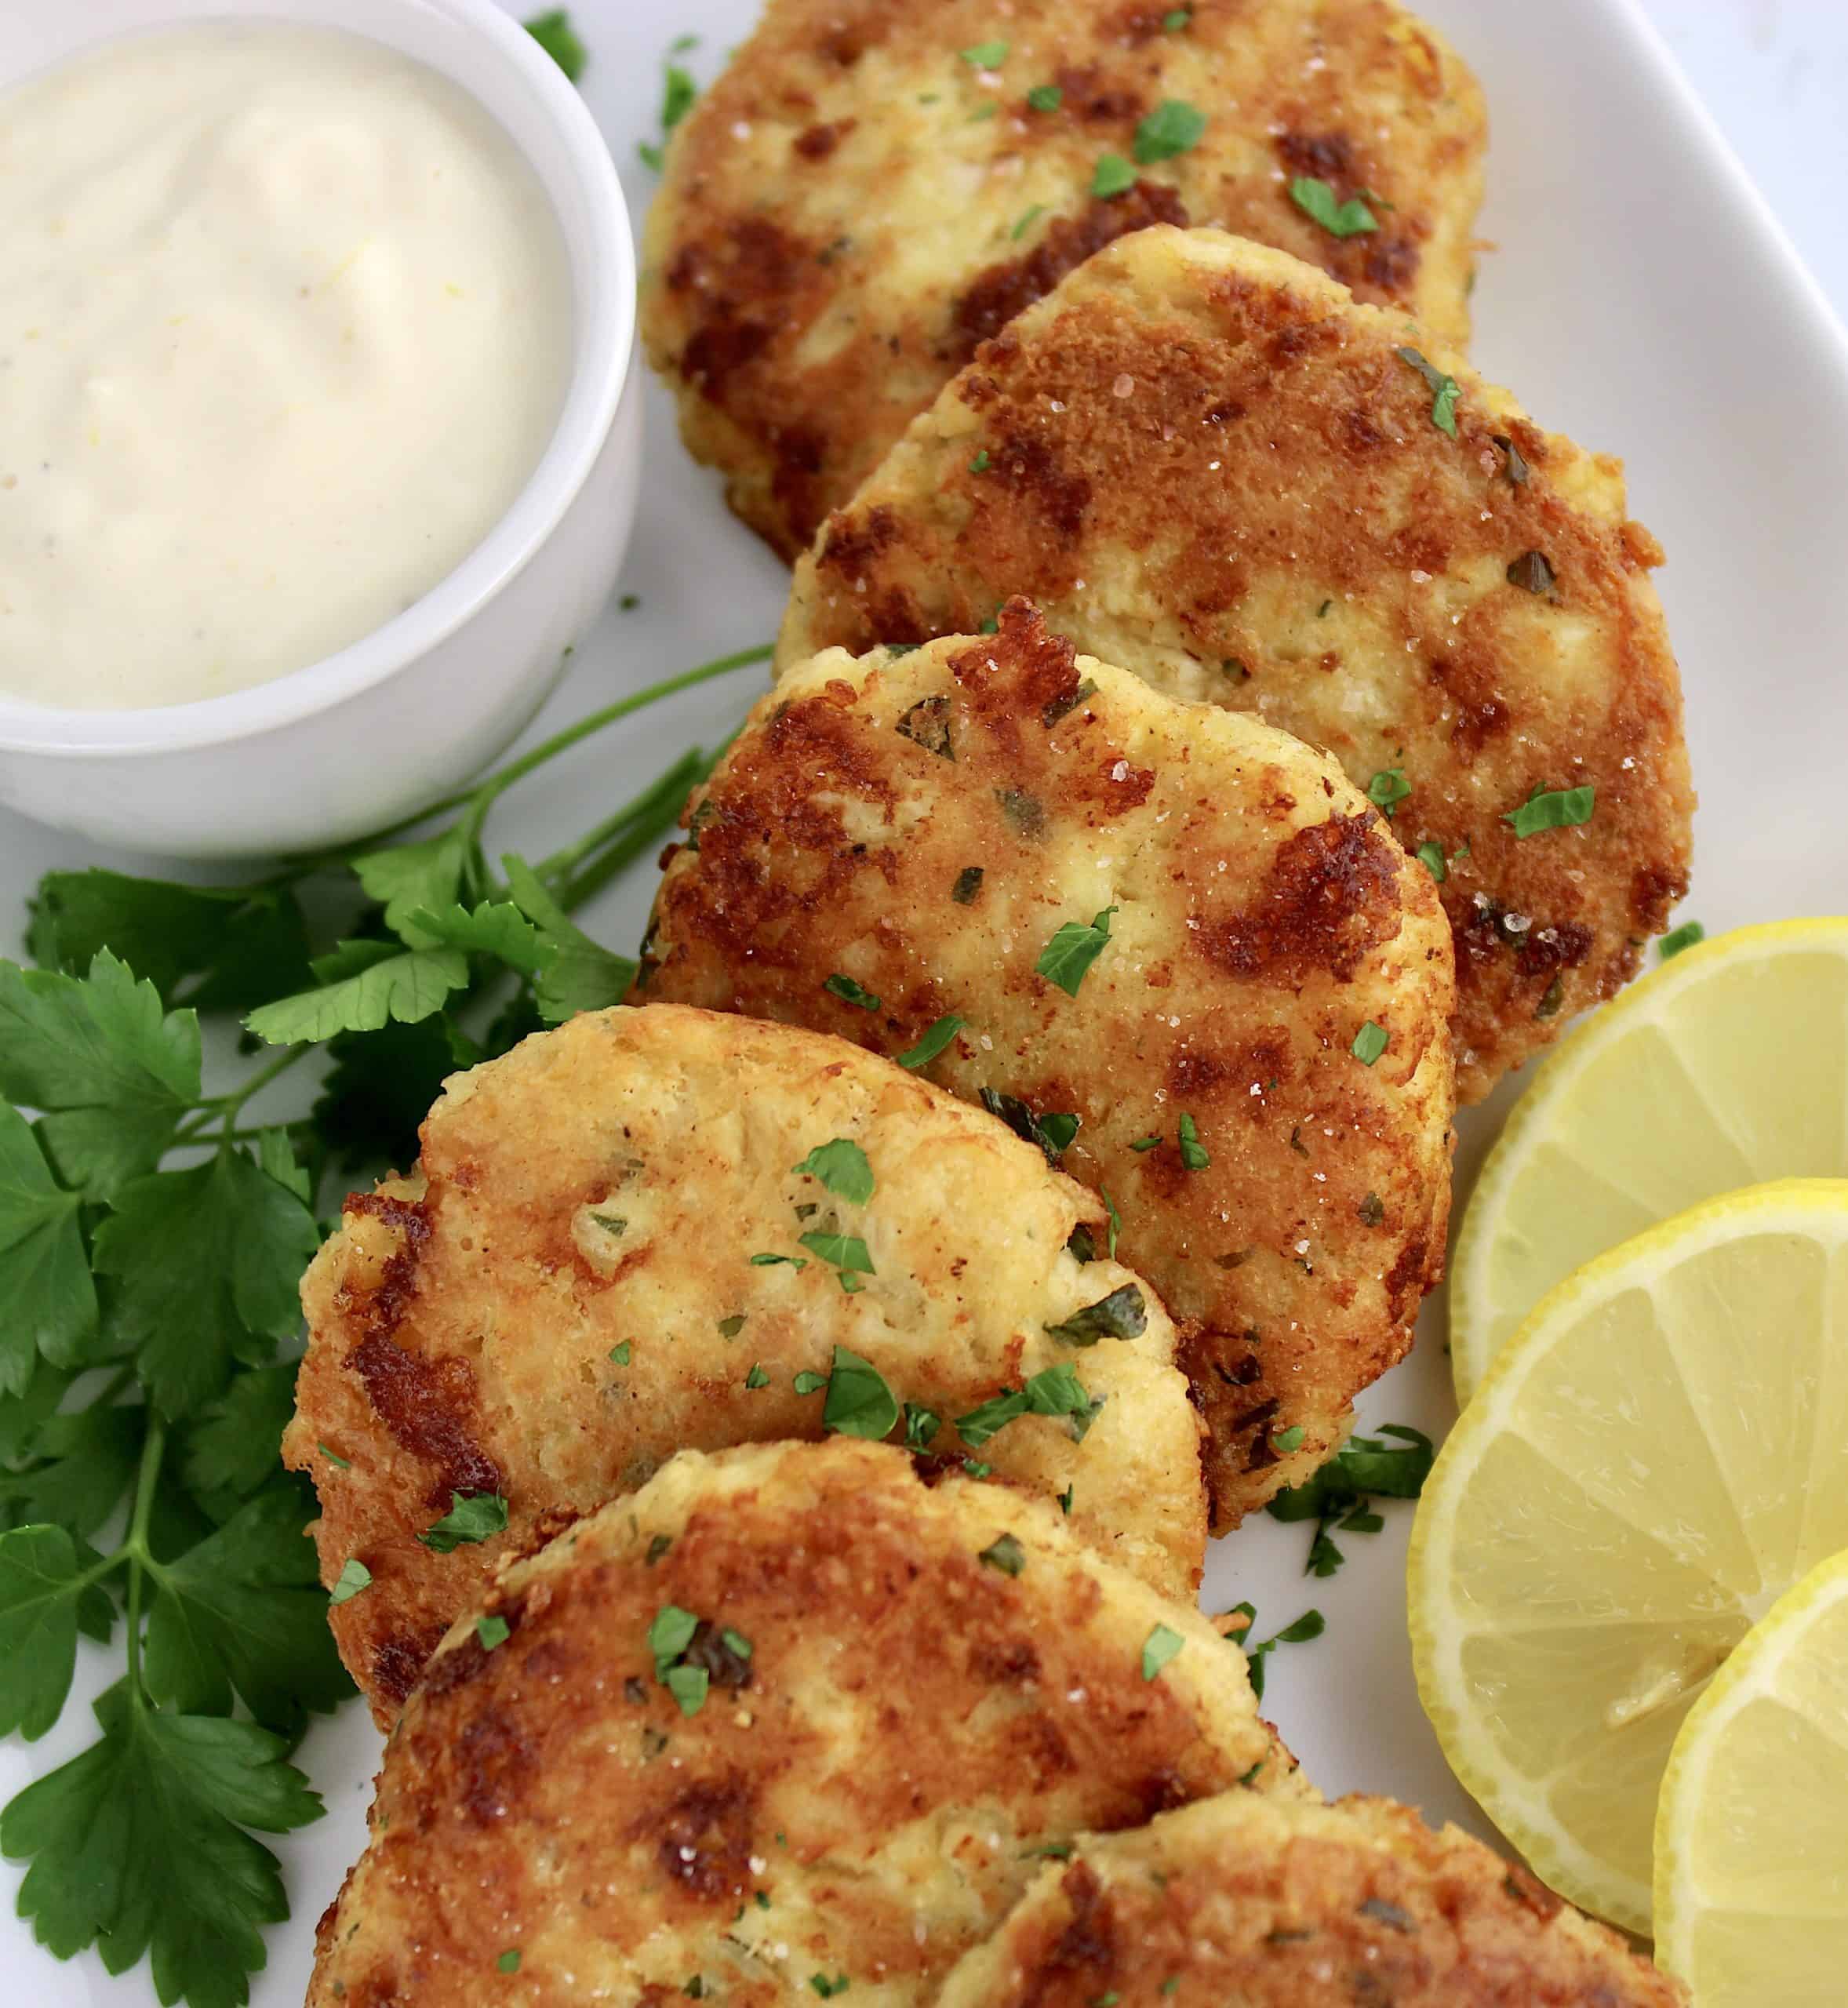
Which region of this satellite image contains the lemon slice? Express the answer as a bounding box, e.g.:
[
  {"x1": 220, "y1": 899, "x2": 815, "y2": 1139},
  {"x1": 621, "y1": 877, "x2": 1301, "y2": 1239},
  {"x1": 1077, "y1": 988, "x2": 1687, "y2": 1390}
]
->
[
  {"x1": 1410, "y1": 1180, "x2": 1848, "y2": 1932},
  {"x1": 1654, "y1": 1548, "x2": 1848, "y2": 2002},
  {"x1": 1451, "y1": 919, "x2": 1848, "y2": 1404}
]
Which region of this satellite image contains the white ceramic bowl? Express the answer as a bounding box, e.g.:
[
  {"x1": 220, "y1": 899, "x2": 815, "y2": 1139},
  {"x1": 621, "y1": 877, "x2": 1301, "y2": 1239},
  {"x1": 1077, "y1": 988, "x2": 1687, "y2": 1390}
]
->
[{"x1": 0, "y1": 0, "x2": 639, "y2": 858}]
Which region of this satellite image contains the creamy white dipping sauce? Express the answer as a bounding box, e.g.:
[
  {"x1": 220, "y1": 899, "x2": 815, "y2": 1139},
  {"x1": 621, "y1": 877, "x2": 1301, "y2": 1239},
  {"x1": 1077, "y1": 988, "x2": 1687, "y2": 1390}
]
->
[{"x1": 0, "y1": 23, "x2": 573, "y2": 711}]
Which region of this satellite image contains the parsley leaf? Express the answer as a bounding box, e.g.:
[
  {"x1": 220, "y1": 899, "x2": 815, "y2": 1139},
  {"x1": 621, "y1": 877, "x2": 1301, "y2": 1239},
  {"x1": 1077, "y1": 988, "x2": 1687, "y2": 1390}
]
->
[
  {"x1": 418, "y1": 1491, "x2": 510, "y2": 1553},
  {"x1": 956, "y1": 1362, "x2": 1097, "y2": 1446},
  {"x1": 1043, "y1": 1285, "x2": 1147, "y2": 1346},
  {"x1": 1288, "y1": 176, "x2": 1377, "y2": 237},
  {"x1": 1035, "y1": 906, "x2": 1117, "y2": 997},
  {"x1": 500, "y1": 853, "x2": 638, "y2": 1022},
  {"x1": 525, "y1": 9, "x2": 587, "y2": 82},
  {"x1": 179, "y1": 1363, "x2": 300, "y2": 1522},
  {"x1": 0, "y1": 1524, "x2": 112, "y2": 1739},
  {"x1": 1504, "y1": 784, "x2": 1595, "y2": 838},
  {"x1": 1133, "y1": 100, "x2": 1206, "y2": 163},
  {"x1": 93, "y1": 1151, "x2": 319, "y2": 1419},
  {"x1": 0, "y1": 1101, "x2": 96, "y2": 1395},
  {"x1": 2, "y1": 1687, "x2": 322, "y2": 2008},
  {"x1": 27, "y1": 872, "x2": 311, "y2": 1016},
  {"x1": 349, "y1": 828, "x2": 470, "y2": 941},
  {"x1": 792, "y1": 1138, "x2": 875, "y2": 1206},
  {"x1": 1236, "y1": 1604, "x2": 1326, "y2": 1700},
  {"x1": 329, "y1": 1559, "x2": 371, "y2": 1607},
  {"x1": 0, "y1": 952, "x2": 199, "y2": 1198},
  {"x1": 1177, "y1": 1113, "x2": 1210, "y2": 1171},
  {"x1": 141, "y1": 1482, "x2": 353, "y2": 1736},
  {"x1": 401, "y1": 900, "x2": 547, "y2": 973},
  {"x1": 820, "y1": 1345, "x2": 900, "y2": 1440},
  {"x1": 245, "y1": 940, "x2": 468, "y2": 1046},
  {"x1": 1415, "y1": 841, "x2": 1447, "y2": 884}
]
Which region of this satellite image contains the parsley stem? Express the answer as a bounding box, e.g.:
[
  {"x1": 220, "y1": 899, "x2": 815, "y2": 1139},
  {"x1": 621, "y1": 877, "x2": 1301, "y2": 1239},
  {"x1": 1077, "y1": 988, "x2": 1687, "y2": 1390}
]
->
[
  {"x1": 546, "y1": 748, "x2": 714, "y2": 912},
  {"x1": 122, "y1": 1416, "x2": 167, "y2": 1702},
  {"x1": 453, "y1": 643, "x2": 770, "y2": 862}
]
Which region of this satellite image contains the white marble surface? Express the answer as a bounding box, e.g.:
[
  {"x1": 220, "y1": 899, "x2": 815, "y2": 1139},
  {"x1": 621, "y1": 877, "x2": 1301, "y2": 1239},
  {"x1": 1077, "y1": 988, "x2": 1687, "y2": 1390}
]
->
[{"x1": 1640, "y1": 0, "x2": 1848, "y2": 318}]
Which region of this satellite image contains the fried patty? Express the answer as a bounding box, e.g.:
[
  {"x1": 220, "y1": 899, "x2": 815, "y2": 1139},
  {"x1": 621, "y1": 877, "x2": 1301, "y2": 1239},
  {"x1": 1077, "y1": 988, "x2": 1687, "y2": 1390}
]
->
[
  {"x1": 640, "y1": 0, "x2": 1485, "y2": 558},
  {"x1": 305, "y1": 1439, "x2": 1306, "y2": 2008},
  {"x1": 780, "y1": 227, "x2": 1695, "y2": 1100},
  {"x1": 638, "y1": 607, "x2": 1455, "y2": 1528},
  {"x1": 285, "y1": 1005, "x2": 1206, "y2": 1726},
  {"x1": 933, "y1": 1791, "x2": 1687, "y2": 2006}
]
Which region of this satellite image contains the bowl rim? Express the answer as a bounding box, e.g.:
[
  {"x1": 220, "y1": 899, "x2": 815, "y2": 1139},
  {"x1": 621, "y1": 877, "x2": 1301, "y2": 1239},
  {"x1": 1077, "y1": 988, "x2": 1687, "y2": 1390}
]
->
[{"x1": 0, "y1": 0, "x2": 634, "y2": 759}]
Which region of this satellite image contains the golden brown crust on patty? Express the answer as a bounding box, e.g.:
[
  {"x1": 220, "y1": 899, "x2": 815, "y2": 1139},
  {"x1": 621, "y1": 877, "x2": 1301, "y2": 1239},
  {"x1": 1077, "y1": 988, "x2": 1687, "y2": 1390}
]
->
[
  {"x1": 641, "y1": 0, "x2": 1486, "y2": 556},
  {"x1": 286, "y1": 1005, "x2": 1208, "y2": 1724},
  {"x1": 638, "y1": 609, "x2": 1456, "y2": 1528},
  {"x1": 304, "y1": 1440, "x2": 1304, "y2": 2008},
  {"x1": 780, "y1": 227, "x2": 1694, "y2": 1100},
  {"x1": 933, "y1": 1792, "x2": 1686, "y2": 2007}
]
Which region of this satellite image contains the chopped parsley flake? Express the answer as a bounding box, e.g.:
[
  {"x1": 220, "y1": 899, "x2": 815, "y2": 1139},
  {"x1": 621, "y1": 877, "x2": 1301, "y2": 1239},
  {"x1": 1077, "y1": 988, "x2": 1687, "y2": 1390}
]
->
[
  {"x1": 1415, "y1": 841, "x2": 1446, "y2": 883},
  {"x1": 1506, "y1": 549, "x2": 1557, "y2": 596},
  {"x1": 904, "y1": 1402, "x2": 941, "y2": 1450},
  {"x1": 1177, "y1": 1113, "x2": 1210, "y2": 1171},
  {"x1": 1102, "y1": 1188, "x2": 1122, "y2": 1257},
  {"x1": 667, "y1": 1664, "x2": 709, "y2": 1716},
  {"x1": 525, "y1": 11, "x2": 586, "y2": 85},
  {"x1": 1092, "y1": 151, "x2": 1136, "y2": 198},
  {"x1": 329, "y1": 1558, "x2": 371, "y2": 1606},
  {"x1": 960, "y1": 38, "x2": 1009, "y2": 67},
  {"x1": 897, "y1": 1013, "x2": 966, "y2": 1069},
  {"x1": 798, "y1": 1230, "x2": 875, "y2": 1276},
  {"x1": 722, "y1": 1628, "x2": 754, "y2": 1661},
  {"x1": 1044, "y1": 1284, "x2": 1147, "y2": 1347},
  {"x1": 609, "y1": 1340, "x2": 631, "y2": 1365},
  {"x1": 750, "y1": 1252, "x2": 807, "y2": 1269},
  {"x1": 1133, "y1": 100, "x2": 1206, "y2": 163},
  {"x1": 1659, "y1": 919, "x2": 1705, "y2": 959},
  {"x1": 1272, "y1": 1424, "x2": 1307, "y2": 1454},
  {"x1": 418, "y1": 1491, "x2": 509, "y2": 1553},
  {"x1": 969, "y1": 449, "x2": 991, "y2": 474},
  {"x1": 792, "y1": 1137, "x2": 875, "y2": 1206},
  {"x1": 1504, "y1": 784, "x2": 1595, "y2": 837},
  {"x1": 319, "y1": 1443, "x2": 350, "y2": 1468},
  {"x1": 821, "y1": 1345, "x2": 900, "y2": 1439},
  {"x1": 793, "y1": 1370, "x2": 828, "y2": 1395},
  {"x1": 1395, "y1": 346, "x2": 1461, "y2": 438},
  {"x1": 1235, "y1": 1603, "x2": 1326, "y2": 1701},
  {"x1": 1036, "y1": 905, "x2": 1117, "y2": 996},
  {"x1": 1058, "y1": 1483, "x2": 1074, "y2": 1515},
  {"x1": 1011, "y1": 203, "x2": 1047, "y2": 240},
  {"x1": 1130, "y1": 1133, "x2": 1161, "y2": 1151},
  {"x1": 744, "y1": 1362, "x2": 770, "y2": 1389},
  {"x1": 1366, "y1": 767, "x2": 1411, "y2": 818},
  {"x1": 1141, "y1": 1623, "x2": 1185, "y2": 1681},
  {"x1": 824, "y1": 972, "x2": 881, "y2": 1011},
  {"x1": 649, "y1": 1604, "x2": 699, "y2": 1672},
  {"x1": 1288, "y1": 175, "x2": 1377, "y2": 238},
  {"x1": 1162, "y1": 5, "x2": 1191, "y2": 27},
  {"x1": 979, "y1": 1533, "x2": 1027, "y2": 1577},
  {"x1": 476, "y1": 1614, "x2": 511, "y2": 1651},
  {"x1": 810, "y1": 1978, "x2": 851, "y2": 2000},
  {"x1": 716, "y1": 1314, "x2": 747, "y2": 1339},
  {"x1": 956, "y1": 1362, "x2": 1097, "y2": 1446},
  {"x1": 1491, "y1": 432, "x2": 1530, "y2": 485},
  {"x1": 952, "y1": 865, "x2": 985, "y2": 904},
  {"x1": 498, "y1": 1947, "x2": 523, "y2": 1974},
  {"x1": 1026, "y1": 84, "x2": 1063, "y2": 111},
  {"x1": 1351, "y1": 1020, "x2": 1388, "y2": 1066}
]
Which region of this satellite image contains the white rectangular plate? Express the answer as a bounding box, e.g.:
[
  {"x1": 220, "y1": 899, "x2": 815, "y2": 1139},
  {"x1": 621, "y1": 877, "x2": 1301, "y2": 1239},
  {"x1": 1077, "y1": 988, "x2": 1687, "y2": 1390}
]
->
[{"x1": 5, "y1": 1, "x2": 1847, "y2": 1999}]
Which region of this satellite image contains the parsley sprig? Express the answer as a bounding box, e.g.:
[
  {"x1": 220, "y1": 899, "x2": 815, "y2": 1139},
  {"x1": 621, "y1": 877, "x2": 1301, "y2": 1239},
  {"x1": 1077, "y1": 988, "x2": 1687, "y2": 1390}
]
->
[
  {"x1": 0, "y1": 640, "x2": 768, "y2": 2007},
  {"x1": 1264, "y1": 1424, "x2": 1434, "y2": 1577}
]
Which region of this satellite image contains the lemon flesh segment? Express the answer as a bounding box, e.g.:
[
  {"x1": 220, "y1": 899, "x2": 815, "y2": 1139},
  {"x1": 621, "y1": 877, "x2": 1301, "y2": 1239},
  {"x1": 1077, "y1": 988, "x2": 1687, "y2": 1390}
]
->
[
  {"x1": 1410, "y1": 1180, "x2": 1848, "y2": 1933},
  {"x1": 1451, "y1": 918, "x2": 1848, "y2": 1404},
  {"x1": 1655, "y1": 1548, "x2": 1848, "y2": 2005}
]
